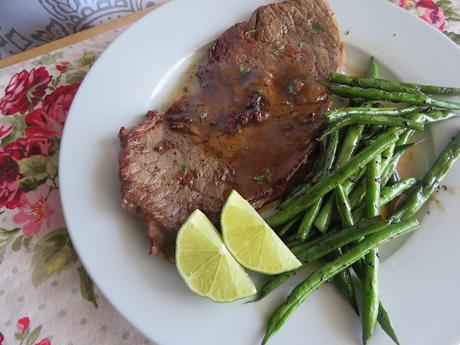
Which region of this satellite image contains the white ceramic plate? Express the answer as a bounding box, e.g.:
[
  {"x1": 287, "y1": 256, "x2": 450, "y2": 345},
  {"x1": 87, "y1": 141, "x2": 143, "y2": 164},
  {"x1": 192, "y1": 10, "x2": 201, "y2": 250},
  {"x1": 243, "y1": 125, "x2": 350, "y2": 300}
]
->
[{"x1": 60, "y1": 0, "x2": 460, "y2": 344}]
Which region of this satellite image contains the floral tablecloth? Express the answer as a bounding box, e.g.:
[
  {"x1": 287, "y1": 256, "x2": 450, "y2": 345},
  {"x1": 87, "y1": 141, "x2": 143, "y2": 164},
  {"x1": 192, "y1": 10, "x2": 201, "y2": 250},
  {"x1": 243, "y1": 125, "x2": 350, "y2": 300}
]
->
[{"x1": 0, "y1": 1, "x2": 459, "y2": 345}]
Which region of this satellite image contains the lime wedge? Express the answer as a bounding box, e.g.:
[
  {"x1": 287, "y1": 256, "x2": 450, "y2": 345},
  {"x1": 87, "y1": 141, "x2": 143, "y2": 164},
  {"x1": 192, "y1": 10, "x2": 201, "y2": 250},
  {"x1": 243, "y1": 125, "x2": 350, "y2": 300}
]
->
[
  {"x1": 176, "y1": 209, "x2": 256, "y2": 302},
  {"x1": 221, "y1": 190, "x2": 302, "y2": 274}
]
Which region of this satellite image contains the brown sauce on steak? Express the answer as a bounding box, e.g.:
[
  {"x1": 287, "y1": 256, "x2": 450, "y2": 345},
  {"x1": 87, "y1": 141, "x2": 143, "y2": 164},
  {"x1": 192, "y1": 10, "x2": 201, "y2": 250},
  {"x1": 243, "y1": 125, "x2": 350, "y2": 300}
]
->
[
  {"x1": 119, "y1": 0, "x2": 345, "y2": 260},
  {"x1": 165, "y1": 61, "x2": 330, "y2": 206}
]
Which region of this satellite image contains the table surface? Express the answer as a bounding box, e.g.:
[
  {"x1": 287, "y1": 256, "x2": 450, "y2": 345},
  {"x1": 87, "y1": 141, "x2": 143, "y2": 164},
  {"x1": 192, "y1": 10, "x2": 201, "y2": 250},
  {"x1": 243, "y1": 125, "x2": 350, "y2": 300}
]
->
[{"x1": 0, "y1": 1, "x2": 459, "y2": 345}]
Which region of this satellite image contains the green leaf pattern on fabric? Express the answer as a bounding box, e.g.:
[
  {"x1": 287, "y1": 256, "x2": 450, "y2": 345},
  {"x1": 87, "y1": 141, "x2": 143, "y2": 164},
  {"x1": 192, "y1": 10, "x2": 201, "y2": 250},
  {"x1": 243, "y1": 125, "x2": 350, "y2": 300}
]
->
[
  {"x1": 18, "y1": 156, "x2": 48, "y2": 181},
  {"x1": 31, "y1": 52, "x2": 64, "y2": 66},
  {"x1": 31, "y1": 229, "x2": 78, "y2": 287},
  {"x1": 78, "y1": 266, "x2": 99, "y2": 308},
  {"x1": 0, "y1": 114, "x2": 27, "y2": 144},
  {"x1": 25, "y1": 325, "x2": 43, "y2": 345}
]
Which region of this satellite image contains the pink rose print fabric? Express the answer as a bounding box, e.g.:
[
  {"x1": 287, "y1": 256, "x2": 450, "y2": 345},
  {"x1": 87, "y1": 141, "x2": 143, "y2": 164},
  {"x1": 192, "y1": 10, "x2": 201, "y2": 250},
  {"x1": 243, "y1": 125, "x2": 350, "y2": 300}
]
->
[
  {"x1": 0, "y1": 68, "x2": 52, "y2": 115},
  {"x1": 16, "y1": 317, "x2": 30, "y2": 335},
  {"x1": 0, "y1": 27, "x2": 157, "y2": 345},
  {"x1": 396, "y1": 0, "x2": 460, "y2": 35},
  {"x1": 13, "y1": 184, "x2": 64, "y2": 236}
]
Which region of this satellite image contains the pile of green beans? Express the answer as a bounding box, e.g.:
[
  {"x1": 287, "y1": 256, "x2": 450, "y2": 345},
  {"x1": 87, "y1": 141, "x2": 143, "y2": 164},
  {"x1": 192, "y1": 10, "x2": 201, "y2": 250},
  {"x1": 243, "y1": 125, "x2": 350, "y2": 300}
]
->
[{"x1": 258, "y1": 58, "x2": 460, "y2": 345}]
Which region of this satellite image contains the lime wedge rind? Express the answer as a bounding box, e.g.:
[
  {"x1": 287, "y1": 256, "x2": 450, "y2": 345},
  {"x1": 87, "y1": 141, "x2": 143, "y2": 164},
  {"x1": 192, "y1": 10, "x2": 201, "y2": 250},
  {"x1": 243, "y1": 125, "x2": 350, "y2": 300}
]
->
[{"x1": 221, "y1": 190, "x2": 302, "y2": 275}]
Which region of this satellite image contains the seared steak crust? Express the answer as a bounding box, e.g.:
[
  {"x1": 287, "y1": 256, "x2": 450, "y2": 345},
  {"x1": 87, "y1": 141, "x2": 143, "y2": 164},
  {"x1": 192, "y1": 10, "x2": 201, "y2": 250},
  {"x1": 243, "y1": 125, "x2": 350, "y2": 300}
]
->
[{"x1": 119, "y1": 0, "x2": 344, "y2": 260}]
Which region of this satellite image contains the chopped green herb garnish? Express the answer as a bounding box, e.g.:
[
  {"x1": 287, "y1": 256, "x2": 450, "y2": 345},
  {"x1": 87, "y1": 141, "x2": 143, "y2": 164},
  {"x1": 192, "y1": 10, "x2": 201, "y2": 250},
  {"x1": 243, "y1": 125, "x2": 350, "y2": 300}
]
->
[
  {"x1": 283, "y1": 100, "x2": 293, "y2": 107},
  {"x1": 298, "y1": 41, "x2": 305, "y2": 49},
  {"x1": 312, "y1": 21, "x2": 323, "y2": 32},
  {"x1": 239, "y1": 65, "x2": 252, "y2": 74},
  {"x1": 180, "y1": 164, "x2": 188, "y2": 173},
  {"x1": 287, "y1": 79, "x2": 303, "y2": 95},
  {"x1": 255, "y1": 88, "x2": 263, "y2": 94},
  {"x1": 199, "y1": 112, "x2": 208, "y2": 125},
  {"x1": 253, "y1": 176, "x2": 265, "y2": 183},
  {"x1": 253, "y1": 169, "x2": 272, "y2": 184}
]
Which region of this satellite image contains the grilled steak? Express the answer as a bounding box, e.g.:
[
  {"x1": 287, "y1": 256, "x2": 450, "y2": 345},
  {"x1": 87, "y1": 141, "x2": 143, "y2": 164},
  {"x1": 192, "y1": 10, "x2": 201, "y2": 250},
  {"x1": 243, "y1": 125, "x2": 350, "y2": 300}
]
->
[{"x1": 119, "y1": 0, "x2": 345, "y2": 261}]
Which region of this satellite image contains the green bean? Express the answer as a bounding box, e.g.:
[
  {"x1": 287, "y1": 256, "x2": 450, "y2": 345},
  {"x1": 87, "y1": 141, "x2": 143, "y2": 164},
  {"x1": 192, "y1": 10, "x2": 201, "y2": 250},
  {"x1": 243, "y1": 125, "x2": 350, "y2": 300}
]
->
[
  {"x1": 310, "y1": 129, "x2": 359, "y2": 312},
  {"x1": 362, "y1": 124, "x2": 385, "y2": 141},
  {"x1": 380, "y1": 108, "x2": 448, "y2": 185},
  {"x1": 391, "y1": 131, "x2": 460, "y2": 223},
  {"x1": 394, "y1": 141, "x2": 420, "y2": 154},
  {"x1": 317, "y1": 125, "x2": 363, "y2": 233},
  {"x1": 362, "y1": 251, "x2": 380, "y2": 344},
  {"x1": 349, "y1": 179, "x2": 366, "y2": 209},
  {"x1": 351, "y1": 177, "x2": 415, "y2": 221},
  {"x1": 330, "y1": 72, "x2": 460, "y2": 96},
  {"x1": 388, "y1": 171, "x2": 400, "y2": 184},
  {"x1": 292, "y1": 218, "x2": 386, "y2": 262},
  {"x1": 261, "y1": 218, "x2": 419, "y2": 345},
  {"x1": 252, "y1": 265, "x2": 358, "y2": 315},
  {"x1": 362, "y1": 154, "x2": 382, "y2": 343},
  {"x1": 326, "y1": 106, "x2": 420, "y2": 122},
  {"x1": 353, "y1": 59, "x2": 399, "y2": 344},
  {"x1": 267, "y1": 131, "x2": 399, "y2": 227},
  {"x1": 253, "y1": 218, "x2": 383, "y2": 303},
  {"x1": 297, "y1": 199, "x2": 322, "y2": 241},
  {"x1": 380, "y1": 177, "x2": 417, "y2": 206},
  {"x1": 381, "y1": 144, "x2": 396, "y2": 174},
  {"x1": 334, "y1": 124, "x2": 363, "y2": 228},
  {"x1": 353, "y1": 177, "x2": 418, "y2": 222},
  {"x1": 334, "y1": 125, "x2": 364, "y2": 220},
  {"x1": 411, "y1": 110, "x2": 458, "y2": 124},
  {"x1": 367, "y1": 57, "x2": 380, "y2": 79},
  {"x1": 333, "y1": 260, "x2": 360, "y2": 315},
  {"x1": 352, "y1": 206, "x2": 366, "y2": 228},
  {"x1": 334, "y1": 125, "x2": 364, "y2": 231},
  {"x1": 377, "y1": 303, "x2": 401, "y2": 345},
  {"x1": 328, "y1": 85, "x2": 460, "y2": 110},
  {"x1": 353, "y1": 262, "x2": 401, "y2": 345},
  {"x1": 313, "y1": 194, "x2": 335, "y2": 233},
  {"x1": 335, "y1": 184, "x2": 355, "y2": 227},
  {"x1": 302, "y1": 210, "x2": 399, "y2": 344},
  {"x1": 250, "y1": 267, "x2": 302, "y2": 303},
  {"x1": 347, "y1": 149, "x2": 385, "y2": 211},
  {"x1": 295, "y1": 131, "x2": 339, "y2": 240},
  {"x1": 335, "y1": 125, "x2": 364, "y2": 167},
  {"x1": 323, "y1": 131, "x2": 340, "y2": 173},
  {"x1": 291, "y1": 217, "x2": 376, "y2": 253},
  {"x1": 278, "y1": 215, "x2": 301, "y2": 237},
  {"x1": 316, "y1": 129, "x2": 392, "y2": 230},
  {"x1": 314, "y1": 174, "x2": 362, "y2": 232},
  {"x1": 381, "y1": 130, "x2": 414, "y2": 185},
  {"x1": 319, "y1": 115, "x2": 423, "y2": 140},
  {"x1": 365, "y1": 155, "x2": 381, "y2": 217},
  {"x1": 307, "y1": 117, "x2": 408, "y2": 231}
]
